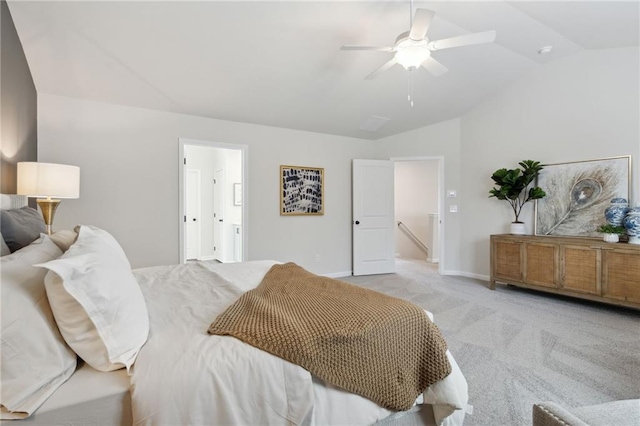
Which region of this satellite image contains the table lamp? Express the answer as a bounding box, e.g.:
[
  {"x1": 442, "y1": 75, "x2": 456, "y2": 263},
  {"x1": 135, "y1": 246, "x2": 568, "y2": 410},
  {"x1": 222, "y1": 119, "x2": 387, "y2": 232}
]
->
[{"x1": 17, "y1": 162, "x2": 80, "y2": 235}]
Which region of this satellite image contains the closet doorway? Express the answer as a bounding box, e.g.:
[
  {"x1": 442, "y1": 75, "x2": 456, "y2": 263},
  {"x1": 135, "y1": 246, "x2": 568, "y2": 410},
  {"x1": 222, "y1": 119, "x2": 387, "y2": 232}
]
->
[
  {"x1": 392, "y1": 157, "x2": 444, "y2": 274},
  {"x1": 179, "y1": 139, "x2": 248, "y2": 264}
]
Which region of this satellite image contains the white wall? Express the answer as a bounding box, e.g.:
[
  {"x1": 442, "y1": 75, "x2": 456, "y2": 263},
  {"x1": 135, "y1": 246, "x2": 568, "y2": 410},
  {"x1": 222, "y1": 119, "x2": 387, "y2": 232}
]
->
[
  {"x1": 37, "y1": 94, "x2": 371, "y2": 274},
  {"x1": 36, "y1": 47, "x2": 639, "y2": 278},
  {"x1": 459, "y1": 47, "x2": 640, "y2": 278},
  {"x1": 394, "y1": 160, "x2": 438, "y2": 261},
  {"x1": 373, "y1": 119, "x2": 462, "y2": 274},
  {"x1": 374, "y1": 47, "x2": 639, "y2": 279}
]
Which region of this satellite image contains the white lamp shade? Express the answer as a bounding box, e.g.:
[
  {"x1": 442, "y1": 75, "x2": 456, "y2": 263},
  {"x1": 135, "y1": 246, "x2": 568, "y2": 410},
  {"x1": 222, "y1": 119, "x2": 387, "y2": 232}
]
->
[{"x1": 17, "y1": 162, "x2": 80, "y2": 199}]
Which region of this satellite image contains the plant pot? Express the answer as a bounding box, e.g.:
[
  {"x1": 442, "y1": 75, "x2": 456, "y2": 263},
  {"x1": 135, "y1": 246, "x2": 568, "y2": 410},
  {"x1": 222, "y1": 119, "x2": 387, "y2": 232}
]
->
[
  {"x1": 603, "y1": 233, "x2": 619, "y2": 243},
  {"x1": 510, "y1": 222, "x2": 526, "y2": 235}
]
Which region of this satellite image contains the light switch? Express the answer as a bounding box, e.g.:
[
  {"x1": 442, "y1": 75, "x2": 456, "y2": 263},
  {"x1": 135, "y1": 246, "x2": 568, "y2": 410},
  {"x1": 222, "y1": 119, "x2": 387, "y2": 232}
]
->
[
  {"x1": 449, "y1": 205, "x2": 458, "y2": 213},
  {"x1": 447, "y1": 190, "x2": 457, "y2": 198}
]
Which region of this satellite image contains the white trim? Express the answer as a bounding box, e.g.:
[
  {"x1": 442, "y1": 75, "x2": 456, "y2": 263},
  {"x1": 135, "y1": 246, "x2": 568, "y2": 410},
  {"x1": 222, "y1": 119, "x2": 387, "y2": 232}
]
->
[
  {"x1": 463, "y1": 272, "x2": 490, "y2": 281},
  {"x1": 390, "y1": 156, "x2": 445, "y2": 276},
  {"x1": 198, "y1": 255, "x2": 216, "y2": 261},
  {"x1": 442, "y1": 270, "x2": 490, "y2": 281},
  {"x1": 179, "y1": 138, "x2": 249, "y2": 264},
  {"x1": 427, "y1": 257, "x2": 439, "y2": 263},
  {"x1": 323, "y1": 271, "x2": 353, "y2": 278}
]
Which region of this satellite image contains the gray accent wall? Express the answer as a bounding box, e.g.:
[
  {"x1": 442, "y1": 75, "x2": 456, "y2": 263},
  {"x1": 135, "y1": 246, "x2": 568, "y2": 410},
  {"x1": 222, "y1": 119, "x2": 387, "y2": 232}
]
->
[{"x1": 1, "y1": 0, "x2": 37, "y2": 193}]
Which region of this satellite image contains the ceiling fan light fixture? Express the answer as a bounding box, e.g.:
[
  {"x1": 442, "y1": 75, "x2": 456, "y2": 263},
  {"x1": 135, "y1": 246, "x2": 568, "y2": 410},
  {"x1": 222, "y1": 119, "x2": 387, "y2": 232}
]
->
[{"x1": 394, "y1": 38, "x2": 431, "y2": 70}]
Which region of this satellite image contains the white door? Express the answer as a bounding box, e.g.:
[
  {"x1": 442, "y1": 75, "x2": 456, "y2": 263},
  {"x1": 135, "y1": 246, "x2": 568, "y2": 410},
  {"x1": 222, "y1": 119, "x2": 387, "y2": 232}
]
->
[
  {"x1": 186, "y1": 169, "x2": 201, "y2": 260},
  {"x1": 213, "y1": 168, "x2": 225, "y2": 262},
  {"x1": 352, "y1": 159, "x2": 395, "y2": 275}
]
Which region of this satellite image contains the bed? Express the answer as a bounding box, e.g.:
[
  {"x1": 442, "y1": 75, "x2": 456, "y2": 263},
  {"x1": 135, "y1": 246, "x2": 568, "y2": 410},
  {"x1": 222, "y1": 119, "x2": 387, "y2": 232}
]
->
[{"x1": 1, "y1": 194, "x2": 470, "y2": 426}]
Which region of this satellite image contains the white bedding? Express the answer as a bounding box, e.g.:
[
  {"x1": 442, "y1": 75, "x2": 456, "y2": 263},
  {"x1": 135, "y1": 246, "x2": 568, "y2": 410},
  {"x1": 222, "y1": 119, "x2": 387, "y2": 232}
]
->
[
  {"x1": 11, "y1": 363, "x2": 131, "y2": 426},
  {"x1": 130, "y1": 260, "x2": 469, "y2": 426}
]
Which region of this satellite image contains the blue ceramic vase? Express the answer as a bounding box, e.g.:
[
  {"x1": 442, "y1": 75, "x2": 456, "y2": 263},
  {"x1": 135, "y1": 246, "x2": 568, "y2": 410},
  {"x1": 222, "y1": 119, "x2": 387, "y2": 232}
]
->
[
  {"x1": 623, "y1": 207, "x2": 640, "y2": 245},
  {"x1": 605, "y1": 198, "x2": 630, "y2": 226}
]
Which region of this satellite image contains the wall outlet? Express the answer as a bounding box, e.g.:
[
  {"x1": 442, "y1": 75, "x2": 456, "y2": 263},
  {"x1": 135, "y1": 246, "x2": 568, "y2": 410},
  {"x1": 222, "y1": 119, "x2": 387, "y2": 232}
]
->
[
  {"x1": 449, "y1": 205, "x2": 458, "y2": 213},
  {"x1": 447, "y1": 190, "x2": 457, "y2": 198}
]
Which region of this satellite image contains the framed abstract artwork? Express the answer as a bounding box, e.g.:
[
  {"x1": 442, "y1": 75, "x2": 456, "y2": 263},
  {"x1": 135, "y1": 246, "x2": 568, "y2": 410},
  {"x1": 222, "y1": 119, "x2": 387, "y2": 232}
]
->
[
  {"x1": 534, "y1": 156, "x2": 631, "y2": 237},
  {"x1": 280, "y1": 165, "x2": 324, "y2": 215}
]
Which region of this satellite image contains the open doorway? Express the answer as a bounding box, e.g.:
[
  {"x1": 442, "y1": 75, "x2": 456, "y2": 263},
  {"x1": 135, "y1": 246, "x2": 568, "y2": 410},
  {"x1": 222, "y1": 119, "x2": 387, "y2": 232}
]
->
[
  {"x1": 179, "y1": 139, "x2": 248, "y2": 264},
  {"x1": 392, "y1": 157, "x2": 444, "y2": 274}
]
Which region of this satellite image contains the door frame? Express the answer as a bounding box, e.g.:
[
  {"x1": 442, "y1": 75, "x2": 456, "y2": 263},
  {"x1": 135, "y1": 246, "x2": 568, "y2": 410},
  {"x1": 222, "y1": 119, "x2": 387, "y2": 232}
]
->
[
  {"x1": 390, "y1": 156, "x2": 445, "y2": 275},
  {"x1": 178, "y1": 138, "x2": 248, "y2": 264}
]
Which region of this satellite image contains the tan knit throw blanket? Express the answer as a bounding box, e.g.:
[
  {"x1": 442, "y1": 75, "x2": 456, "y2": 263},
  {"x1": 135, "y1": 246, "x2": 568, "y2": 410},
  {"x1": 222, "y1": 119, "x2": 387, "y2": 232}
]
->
[{"x1": 207, "y1": 262, "x2": 452, "y2": 411}]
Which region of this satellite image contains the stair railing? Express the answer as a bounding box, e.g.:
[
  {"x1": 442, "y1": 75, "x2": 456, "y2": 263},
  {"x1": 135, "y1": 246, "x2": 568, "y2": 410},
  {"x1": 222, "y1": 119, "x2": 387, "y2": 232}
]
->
[{"x1": 397, "y1": 221, "x2": 429, "y2": 258}]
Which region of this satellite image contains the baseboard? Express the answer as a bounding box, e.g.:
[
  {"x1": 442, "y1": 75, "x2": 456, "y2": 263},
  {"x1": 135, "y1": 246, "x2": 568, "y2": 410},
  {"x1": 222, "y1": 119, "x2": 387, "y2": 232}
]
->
[
  {"x1": 198, "y1": 255, "x2": 237, "y2": 264},
  {"x1": 323, "y1": 269, "x2": 488, "y2": 281},
  {"x1": 323, "y1": 271, "x2": 352, "y2": 278},
  {"x1": 442, "y1": 270, "x2": 490, "y2": 281},
  {"x1": 427, "y1": 257, "x2": 439, "y2": 263},
  {"x1": 463, "y1": 271, "x2": 490, "y2": 281}
]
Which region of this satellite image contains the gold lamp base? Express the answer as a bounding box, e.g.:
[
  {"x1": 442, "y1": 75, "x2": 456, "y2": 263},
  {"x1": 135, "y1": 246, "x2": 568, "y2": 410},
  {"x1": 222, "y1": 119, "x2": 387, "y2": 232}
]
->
[{"x1": 37, "y1": 198, "x2": 61, "y2": 235}]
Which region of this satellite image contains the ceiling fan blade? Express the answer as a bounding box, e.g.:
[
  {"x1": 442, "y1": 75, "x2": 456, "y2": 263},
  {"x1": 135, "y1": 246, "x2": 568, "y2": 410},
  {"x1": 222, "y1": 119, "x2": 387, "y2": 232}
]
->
[
  {"x1": 364, "y1": 58, "x2": 397, "y2": 80},
  {"x1": 420, "y1": 57, "x2": 448, "y2": 76},
  {"x1": 429, "y1": 30, "x2": 496, "y2": 51},
  {"x1": 409, "y1": 8, "x2": 435, "y2": 41},
  {"x1": 341, "y1": 45, "x2": 394, "y2": 52}
]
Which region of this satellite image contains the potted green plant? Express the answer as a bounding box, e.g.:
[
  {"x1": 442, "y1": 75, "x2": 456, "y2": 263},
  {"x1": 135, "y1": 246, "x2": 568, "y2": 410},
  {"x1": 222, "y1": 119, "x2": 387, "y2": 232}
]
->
[
  {"x1": 597, "y1": 224, "x2": 625, "y2": 243},
  {"x1": 489, "y1": 160, "x2": 546, "y2": 234}
]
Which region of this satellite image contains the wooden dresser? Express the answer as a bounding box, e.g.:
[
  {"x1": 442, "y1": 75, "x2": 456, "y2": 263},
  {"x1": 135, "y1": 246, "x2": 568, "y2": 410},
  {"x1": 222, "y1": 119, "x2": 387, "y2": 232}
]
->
[{"x1": 490, "y1": 234, "x2": 640, "y2": 310}]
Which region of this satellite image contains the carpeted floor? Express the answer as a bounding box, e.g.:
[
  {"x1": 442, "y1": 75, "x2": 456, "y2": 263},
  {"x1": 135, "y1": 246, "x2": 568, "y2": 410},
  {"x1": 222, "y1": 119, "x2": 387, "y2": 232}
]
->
[{"x1": 341, "y1": 258, "x2": 640, "y2": 426}]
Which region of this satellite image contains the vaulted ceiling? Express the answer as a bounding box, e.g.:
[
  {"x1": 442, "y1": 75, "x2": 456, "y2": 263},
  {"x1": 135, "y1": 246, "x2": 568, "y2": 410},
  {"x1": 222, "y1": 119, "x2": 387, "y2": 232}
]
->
[{"x1": 8, "y1": 1, "x2": 639, "y2": 140}]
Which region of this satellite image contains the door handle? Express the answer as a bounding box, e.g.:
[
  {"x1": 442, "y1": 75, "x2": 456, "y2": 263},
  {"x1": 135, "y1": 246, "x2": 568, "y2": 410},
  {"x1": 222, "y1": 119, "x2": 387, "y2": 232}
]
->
[
  {"x1": 192, "y1": 218, "x2": 197, "y2": 222},
  {"x1": 219, "y1": 219, "x2": 224, "y2": 222},
  {"x1": 354, "y1": 220, "x2": 360, "y2": 225}
]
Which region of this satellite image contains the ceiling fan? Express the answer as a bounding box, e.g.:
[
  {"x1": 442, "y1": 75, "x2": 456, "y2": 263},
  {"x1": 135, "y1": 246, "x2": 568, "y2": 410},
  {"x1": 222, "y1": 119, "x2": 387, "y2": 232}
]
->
[{"x1": 341, "y1": 7, "x2": 496, "y2": 81}]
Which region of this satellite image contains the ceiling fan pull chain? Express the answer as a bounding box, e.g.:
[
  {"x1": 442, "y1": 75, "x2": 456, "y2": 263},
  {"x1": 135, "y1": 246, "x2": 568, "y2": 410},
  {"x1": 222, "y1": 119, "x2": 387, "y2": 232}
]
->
[{"x1": 408, "y1": 69, "x2": 415, "y2": 108}]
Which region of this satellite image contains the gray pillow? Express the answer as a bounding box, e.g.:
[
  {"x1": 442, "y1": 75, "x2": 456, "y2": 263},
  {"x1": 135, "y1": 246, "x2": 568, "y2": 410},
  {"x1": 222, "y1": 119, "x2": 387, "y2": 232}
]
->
[{"x1": 0, "y1": 207, "x2": 46, "y2": 253}]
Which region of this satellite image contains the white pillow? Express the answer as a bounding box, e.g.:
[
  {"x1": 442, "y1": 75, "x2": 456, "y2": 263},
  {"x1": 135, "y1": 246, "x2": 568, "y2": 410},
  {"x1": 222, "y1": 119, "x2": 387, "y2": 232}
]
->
[
  {"x1": 1, "y1": 236, "x2": 77, "y2": 419},
  {"x1": 38, "y1": 225, "x2": 149, "y2": 372}
]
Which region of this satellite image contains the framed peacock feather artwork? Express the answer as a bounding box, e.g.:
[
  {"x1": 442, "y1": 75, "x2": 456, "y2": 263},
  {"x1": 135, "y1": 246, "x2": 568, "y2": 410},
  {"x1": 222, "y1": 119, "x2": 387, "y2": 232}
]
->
[{"x1": 534, "y1": 156, "x2": 631, "y2": 237}]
